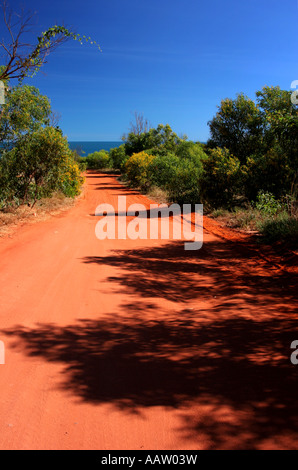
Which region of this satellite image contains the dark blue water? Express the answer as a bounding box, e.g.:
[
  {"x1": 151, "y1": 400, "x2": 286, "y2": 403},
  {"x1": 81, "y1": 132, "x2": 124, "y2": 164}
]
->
[{"x1": 68, "y1": 141, "x2": 123, "y2": 156}]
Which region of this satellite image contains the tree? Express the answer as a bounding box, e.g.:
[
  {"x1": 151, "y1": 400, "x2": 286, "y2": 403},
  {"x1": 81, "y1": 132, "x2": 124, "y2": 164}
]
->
[
  {"x1": 124, "y1": 123, "x2": 184, "y2": 156},
  {"x1": 109, "y1": 145, "x2": 128, "y2": 171},
  {"x1": 0, "y1": 0, "x2": 100, "y2": 83},
  {"x1": 128, "y1": 111, "x2": 151, "y2": 136},
  {"x1": 175, "y1": 140, "x2": 207, "y2": 163},
  {"x1": 0, "y1": 126, "x2": 82, "y2": 206},
  {"x1": 124, "y1": 151, "x2": 156, "y2": 190},
  {"x1": 0, "y1": 84, "x2": 51, "y2": 148},
  {"x1": 207, "y1": 93, "x2": 263, "y2": 164},
  {"x1": 256, "y1": 86, "x2": 298, "y2": 189},
  {"x1": 207, "y1": 86, "x2": 298, "y2": 200},
  {"x1": 0, "y1": 2, "x2": 96, "y2": 208},
  {"x1": 201, "y1": 147, "x2": 241, "y2": 206}
]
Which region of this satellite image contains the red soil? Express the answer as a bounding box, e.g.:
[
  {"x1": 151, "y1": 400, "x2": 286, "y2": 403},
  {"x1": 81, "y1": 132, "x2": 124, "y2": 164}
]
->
[{"x1": 0, "y1": 171, "x2": 297, "y2": 450}]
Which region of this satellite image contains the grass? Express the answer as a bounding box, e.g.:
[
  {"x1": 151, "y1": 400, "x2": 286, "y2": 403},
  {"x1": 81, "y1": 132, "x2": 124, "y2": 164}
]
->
[
  {"x1": 211, "y1": 205, "x2": 298, "y2": 248},
  {"x1": 257, "y1": 213, "x2": 298, "y2": 245},
  {"x1": 145, "y1": 186, "x2": 170, "y2": 204},
  {"x1": 0, "y1": 191, "x2": 79, "y2": 237},
  {"x1": 210, "y1": 206, "x2": 262, "y2": 232}
]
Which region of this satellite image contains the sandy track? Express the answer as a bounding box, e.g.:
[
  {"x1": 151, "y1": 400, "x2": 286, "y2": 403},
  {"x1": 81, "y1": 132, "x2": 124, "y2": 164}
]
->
[{"x1": 0, "y1": 171, "x2": 297, "y2": 450}]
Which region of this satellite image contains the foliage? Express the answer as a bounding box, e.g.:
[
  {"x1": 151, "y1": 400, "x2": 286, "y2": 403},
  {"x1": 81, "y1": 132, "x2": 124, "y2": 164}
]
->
[
  {"x1": 201, "y1": 147, "x2": 241, "y2": 207},
  {"x1": 207, "y1": 93, "x2": 263, "y2": 164},
  {"x1": 0, "y1": 1, "x2": 98, "y2": 208},
  {"x1": 124, "y1": 151, "x2": 156, "y2": 190},
  {"x1": 254, "y1": 191, "x2": 283, "y2": 215},
  {"x1": 175, "y1": 140, "x2": 207, "y2": 162},
  {"x1": 208, "y1": 86, "x2": 297, "y2": 168},
  {"x1": 84, "y1": 150, "x2": 111, "y2": 170},
  {"x1": 256, "y1": 213, "x2": 298, "y2": 244},
  {"x1": 0, "y1": 127, "x2": 82, "y2": 206},
  {"x1": 256, "y1": 86, "x2": 298, "y2": 190},
  {"x1": 165, "y1": 157, "x2": 202, "y2": 205},
  {"x1": 57, "y1": 152, "x2": 83, "y2": 198},
  {"x1": 0, "y1": 85, "x2": 51, "y2": 147},
  {"x1": 146, "y1": 146, "x2": 207, "y2": 205},
  {"x1": 72, "y1": 152, "x2": 88, "y2": 172},
  {"x1": 124, "y1": 124, "x2": 185, "y2": 156},
  {"x1": 147, "y1": 153, "x2": 181, "y2": 189},
  {"x1": 206, "y1": 86, "x2": 298, "y2": 208},
  {"x1": 109, "y1": 145, "x2": 128, "y2": 171},
  {"x1": 241, "y1": 146, "x2": 292, "y2": 200},
  {"x1": 0, "y1": 1, "x2": 100, "y2": 83},
  {"x1": 0, "y1": 149, "x2": 17, "y2": 206}
]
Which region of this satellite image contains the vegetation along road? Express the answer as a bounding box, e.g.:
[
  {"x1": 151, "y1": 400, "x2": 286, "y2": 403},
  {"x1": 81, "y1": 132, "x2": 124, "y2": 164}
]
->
[{"x1": 0, "y1": 171, "x2": 297, "y2": 450}]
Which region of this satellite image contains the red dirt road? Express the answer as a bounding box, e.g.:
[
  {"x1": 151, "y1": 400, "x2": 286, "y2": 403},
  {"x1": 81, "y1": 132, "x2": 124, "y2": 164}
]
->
[{"x1": 0, "y1": 171, "x2": 297, "y2": 450}]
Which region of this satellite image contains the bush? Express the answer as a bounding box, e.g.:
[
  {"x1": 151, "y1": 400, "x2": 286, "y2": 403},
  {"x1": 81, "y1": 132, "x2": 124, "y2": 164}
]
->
[
  {"x1": 85, "y1": 150, "x2": 111, "y2": 169},
  {"x1": 175, "y1": 141, "x2": 207, "y2": 163},
  {"x1": 257, "y1": 213, "x2": 298, "y2": 244},
  {"x1": 109, "y1": 145, "x2": 129, "y2": 171},
  {"x1": 72, "y1": 151, "x2": 88, "y2": 172},
  {"x1": 147, "y1": 153, "x2": 180, "y2": 188},
  {"x1": 254, "y1": 191, "x2": 283, "y2": 215},
  {"x1": 124, "y1": 148, "x2": 204, "y2": 205},
  {"x1": 201, "y1": 147, "x2": 241, "y2": 207},
  {"x1": 242, "y1": 146, "x2": 292, "y2": 200},
  {"x1": 166, "y1": 157, "x2": 202, "y2": 205},
  {"x1": 124, "y1": 151, "x2": 156, "y2": 189},
  {"x1": 75, "y1": 157, "x2": 88, "y2": 172},
  {"x1": 124, "y1": 124, "x2": 183, "y2": 156},
  {"x1": 0, "y1": 127, "x2": 83, "y2": 206},
  {"x1": 0, "y1": 150, "x2": 18, "y2": 207},
  {"x1": 57, "y1": 153, "x2": 84, "y2": 197}
]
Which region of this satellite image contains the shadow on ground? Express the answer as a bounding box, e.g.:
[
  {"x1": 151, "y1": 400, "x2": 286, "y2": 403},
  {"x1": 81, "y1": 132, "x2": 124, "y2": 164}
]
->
[
  {"x1": 3, "y1": 239, "x2": 298, "y2": 449},
  {"x1": 85, "y1": 172, "x2": 140, "y2": 195},
  {"x1": 82, "y1": 239, "x2": 298, "y2": 308}
]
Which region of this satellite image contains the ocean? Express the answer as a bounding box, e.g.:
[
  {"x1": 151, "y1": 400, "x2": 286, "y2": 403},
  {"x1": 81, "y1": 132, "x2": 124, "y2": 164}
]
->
[{"x1": 68, "y1": 141, "x2": 123, "y2": 156}]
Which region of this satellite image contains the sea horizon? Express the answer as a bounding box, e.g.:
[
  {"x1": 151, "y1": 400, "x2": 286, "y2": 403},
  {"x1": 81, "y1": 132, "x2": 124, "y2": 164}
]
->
[
  {"x1": 68, "y1": 141, "x2": 123, "y2": 155},
  {"x1": 68, "y1": 139, "x2": 207, "y2": 156}
]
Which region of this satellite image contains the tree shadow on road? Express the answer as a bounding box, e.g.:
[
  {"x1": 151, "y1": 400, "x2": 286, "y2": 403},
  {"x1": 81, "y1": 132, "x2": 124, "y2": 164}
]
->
[
  {"x1": 2, "y1": 239, "x2": 298, "y2": 448},
  {"x1": 3, "y1": 311, "x2": 298, "y2": 448},
  {"x1": 82, "y1": 239, "x2": 297, "y2": 309}
]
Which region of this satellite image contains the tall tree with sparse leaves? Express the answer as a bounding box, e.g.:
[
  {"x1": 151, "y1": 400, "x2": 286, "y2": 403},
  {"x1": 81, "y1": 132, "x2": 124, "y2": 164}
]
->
[{"x1": 0, "y1": 0, "x2": 100, "y2": 83}]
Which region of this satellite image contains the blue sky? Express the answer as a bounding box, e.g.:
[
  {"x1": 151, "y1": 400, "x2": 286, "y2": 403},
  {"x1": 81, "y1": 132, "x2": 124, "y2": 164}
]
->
[{"x1": 3, "y1": 0, "x2": 298, "y2": 141}]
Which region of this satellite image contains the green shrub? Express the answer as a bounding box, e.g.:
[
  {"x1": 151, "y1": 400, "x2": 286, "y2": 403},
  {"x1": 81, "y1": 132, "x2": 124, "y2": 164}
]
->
[
  {"x1": 255, "y1": 191, "x2": 283, "y2": 215},
  {"x1": 166, "y1": 157, "x2": 202, "y2": 205},
  {"x1": 257, "y1": 213, "x2": 298, "y2": 244},
  {"x1": 85, "y1": 150, "x2": 111, "y2": 169},
  {"x1": 0, "y1": 127, "x2": 83, "y2": 206},
  {"x1": 56, "y1": 153, "x2": 83, "y2": 198},
  {"x1": 109, "y1": 145, "x2": 129, "y2": 171},
  {"x1": 211, "y1": 208, "x2": 229, "y2": 218},
  {"x1": 242, "y1": 146, "x2": 292, "y2": 200},
  {"x1": 124, "y1": 151, "x2": 156, "y2": 189},
  {"x1": 175, "y1": 141, "x2": 207, "y2": 163},
  {"x1": 0, "y1": 150, "x2": 15, "y2": 206},
  {"x1": 147, "y1": 153, "x2": 180, "y2": 188},
  {"x1": 201, "y1": 147, "x2": 241, "y2": 207},
  {"x1": 72, "y1": 152, "x2": 88, "y2": 172},
  {"x1": 124, "y1": 124, "x2": 183, "y2": 156},
  {"x1": 75, "y1": 157, "x2": 88, "y2": 172},
  {"x1": 124, "y1": 149, "x2": 204, "y2": 205}
]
